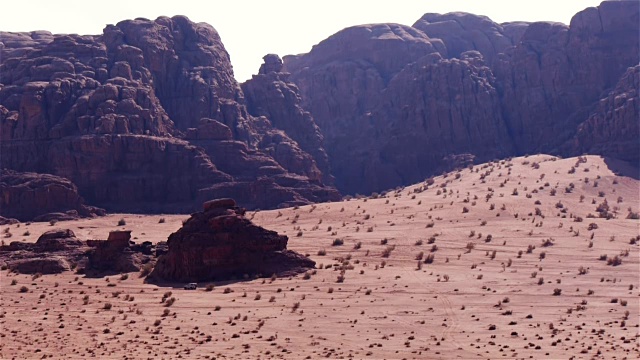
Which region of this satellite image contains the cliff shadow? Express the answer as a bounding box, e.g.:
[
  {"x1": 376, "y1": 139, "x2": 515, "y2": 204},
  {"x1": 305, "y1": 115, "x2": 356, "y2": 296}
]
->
[{"x1": 603, "y1": 157, "x2": 639, "y2": 180}]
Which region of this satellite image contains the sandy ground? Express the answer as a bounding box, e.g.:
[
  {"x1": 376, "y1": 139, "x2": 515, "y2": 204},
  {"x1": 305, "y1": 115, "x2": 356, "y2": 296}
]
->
[{"x1": 1, "y1": 155, "x2": 638, "y2": 359}]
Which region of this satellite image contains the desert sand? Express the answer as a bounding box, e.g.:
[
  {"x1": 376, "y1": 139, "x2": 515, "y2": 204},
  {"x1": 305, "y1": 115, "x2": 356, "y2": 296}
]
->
[{"x1": 1, "y1": 155, "x2": 638, "y2": 359}]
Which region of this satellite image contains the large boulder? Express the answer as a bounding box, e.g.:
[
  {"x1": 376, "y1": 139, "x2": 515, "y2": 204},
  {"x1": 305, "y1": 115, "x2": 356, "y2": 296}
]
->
[
  {"x1": 149, "y1": 199, "x2": 315, "y2": 282},
  {"x1": 35, "y1": 229, "x2": 82, "y2": 251}
]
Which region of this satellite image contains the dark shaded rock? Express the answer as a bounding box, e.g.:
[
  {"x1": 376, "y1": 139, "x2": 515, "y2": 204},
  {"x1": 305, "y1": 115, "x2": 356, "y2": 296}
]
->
[
  {"x1": 259, "y1": 54, "x2": 283, "y2": 74},
  {"x1": 493, "y1": 1, "x2": 640, "y2": 154},
  {"x1": 150, "y1": 199, "x2": 314, "y2": 282},
  {"x1": 87, "y1": 230, "x2": 146, "y2": 273},
  {"x1": 0, "y1": 228, "x2": 160, "y2": 275},
  {"x1": 203, "y1": 198, "x2": 236, "y2": 211},
  {"x1": 571, "y1": 65, "x2": 639, "y2": 164},
  {"x1": 243, "y1": 57, "x2": 334, "y2": 184},
  {"x1": 284, "y1": 1, "x2": 638, "y2": 195},
  {"x1": 284, "y1": 28, "x2": 512, "y2": 194},
  {"x1": 0, "y1": 169, "x2": 104, "y2": 222},
  {"x1": 13, "y1": 257, "x2": 70, "y2": 274},
  {"x1": 0, "y1": 216, "x2": 19, "y2": 225},
  {"x1": 412, "y1": 12, "x2": 526, "y2": 64}
]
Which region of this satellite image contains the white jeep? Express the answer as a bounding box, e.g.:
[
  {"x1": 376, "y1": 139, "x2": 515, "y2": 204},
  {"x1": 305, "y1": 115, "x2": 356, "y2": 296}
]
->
[{"x1": 183, "y1": 283, "x2": 197, "y2": 290}]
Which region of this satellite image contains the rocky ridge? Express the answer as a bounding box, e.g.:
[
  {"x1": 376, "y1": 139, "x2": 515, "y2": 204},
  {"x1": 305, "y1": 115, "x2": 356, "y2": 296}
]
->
[{"x1": 0, "y1": 16, "x2": 338, "y2": 217}]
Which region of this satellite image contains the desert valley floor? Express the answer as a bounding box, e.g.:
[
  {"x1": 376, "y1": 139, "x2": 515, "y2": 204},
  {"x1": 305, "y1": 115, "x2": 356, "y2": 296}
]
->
[{"x1": 0, "y1": 155, "x2": 638, "y2": 359}]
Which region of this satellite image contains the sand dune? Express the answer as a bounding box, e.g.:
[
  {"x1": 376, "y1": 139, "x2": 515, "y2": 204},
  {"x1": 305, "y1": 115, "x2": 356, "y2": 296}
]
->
[{"x1": 1, "y1": 155, "x2": 638, "y2": 359}]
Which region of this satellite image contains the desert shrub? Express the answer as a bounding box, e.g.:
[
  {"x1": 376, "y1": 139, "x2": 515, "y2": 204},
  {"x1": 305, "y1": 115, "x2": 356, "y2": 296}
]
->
[
  {"x1": 627, "y1": 211, "x2": 639, "y2": 220},
  {"x1": 424, "y1": 254, "x2": 435, "y2": 264},
  {"x1": 553, "y1": 288, "x2": 562, "y2": 296},
  {"x1": 381, "y1": 245, "x2": 395, "y2": 258},
  {"x1": 332, "y1": 238, "x2": 344, "y2": 246},
  {"x1": 317, "y1": 249, "x2": 326, "y2": 256},
  {"x1": 158, "y1": 218, "x2": 166, "y2": 223},
  {"x1": 117, "y1": 218, "x2": 126, "y2": 226},
  {"x1": 607, "y1": 256, "x2": 622, "y2": 266}
]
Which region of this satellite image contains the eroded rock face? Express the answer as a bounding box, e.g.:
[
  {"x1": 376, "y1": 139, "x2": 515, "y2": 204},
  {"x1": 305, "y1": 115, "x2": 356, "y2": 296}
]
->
[
  {"x1": 0, "y1": 16, "x2": 338, "y2": 212},
  {"x1": 284, "y1": 1, "x2": 639, "y2": 194},
  {"x1": 0, "y1": 169, "x2": 104, "y2": 222},
  {"x1": 242, "y1": 55, "x2": 334, "y2": 184},
  {"x1": 150, "y1": 199, "x2": 314, "y2": 282},
  {"x1": 283, "y1": 24, "x2": 513, "y2": 194},
  {"x1": 571, "y1": 65, "x2": 639, "y2": 164},
  {"x1": 494, "y1": 1, "x2": 640, "y2": 154},
  {"x1": 413, "y1": 12, "x2": 527, "y2": 64}
]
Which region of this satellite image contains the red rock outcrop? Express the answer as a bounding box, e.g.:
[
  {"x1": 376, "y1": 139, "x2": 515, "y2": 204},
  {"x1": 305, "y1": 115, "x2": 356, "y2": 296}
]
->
[
  {"x1": 0, "y1": 169, "x2": 104, "y2": 221},
  {"x1": 0, "y1": 228, "x2": 161, "y2": 274},
  {"x1": 86, "y1": 230, "x2": 155, "y2": 273},
  {"x1": 0, "y1": 229, "x2": 84, "y2": 274},
  {"x1": 149, "y1": 199, "x2": 315, "y2": 282},
  {"x1": 0, "y1": 16, "x2": 338, "y2": 213}
]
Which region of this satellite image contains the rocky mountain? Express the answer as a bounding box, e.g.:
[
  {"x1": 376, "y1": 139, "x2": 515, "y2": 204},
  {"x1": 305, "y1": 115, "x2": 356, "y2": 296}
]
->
[
  {"x1": 284, "y1": 1, "x2": 639, "y2": 194},
  {"x1": 1, "y1": 2, "x2": 637, "y2": 214},
  {"x1": 0, "y1": 16, "x2": 339, "y2": 217}
]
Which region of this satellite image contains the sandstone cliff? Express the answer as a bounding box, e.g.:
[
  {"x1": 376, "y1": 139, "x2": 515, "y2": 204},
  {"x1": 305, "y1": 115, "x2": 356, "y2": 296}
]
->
[
  {"x1": 284, "y1": 1, "x2": 639, "y2": 194},
  {"x1": 0, "y1": 16, "x2": 338, "y2": 215}
]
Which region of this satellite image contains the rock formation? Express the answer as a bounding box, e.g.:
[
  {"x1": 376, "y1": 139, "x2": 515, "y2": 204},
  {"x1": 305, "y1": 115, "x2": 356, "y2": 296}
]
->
[
  {"x1": 0, "y1": 229, "x2": 84, "y2": 274},
  {"x1": 150, "y1": 199, "x2": 315, "y2": 282},
  {"x1": 572, "y1": 65, "x2": 639, "y2": 164},
  {"x1": 1, "y1": 3, "x2": 638, "y2": 203},
  {"x1": 86, "y1": 230, "x2": 156, "y2": 273},
  {"x1": 0, "y1": 16, "x2": 338, "y2": 214},
  {"x1": 0, "y1": 228, "x2": 163, "y2": 274},
  {"x1": 0, "y1": 169, "x2": 105, "y2": 222},
  {"x1": 284, "y1": 1, "x2": 639, "y2": 194},
  {"x1": 242, "y1": 54, "x2": 334, "y2": 184}
]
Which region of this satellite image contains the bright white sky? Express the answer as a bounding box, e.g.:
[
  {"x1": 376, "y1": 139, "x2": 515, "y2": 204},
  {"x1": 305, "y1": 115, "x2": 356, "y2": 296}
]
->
[{"x1": 2, "y1": 0, "x2": 604, "y2": 81}]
